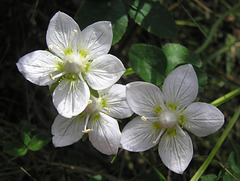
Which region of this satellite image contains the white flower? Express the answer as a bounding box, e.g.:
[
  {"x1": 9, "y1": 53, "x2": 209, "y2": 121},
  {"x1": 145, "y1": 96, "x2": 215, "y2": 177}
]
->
[
  {"x1": 51, "y1": 84, "x2": 133, "y2": 155},
  {"x1": 16, "y1": 11, "x2": 125, "y2": 118},
  {"x1": 120, "y1": 64, "x2": 224, "y2": 174}
]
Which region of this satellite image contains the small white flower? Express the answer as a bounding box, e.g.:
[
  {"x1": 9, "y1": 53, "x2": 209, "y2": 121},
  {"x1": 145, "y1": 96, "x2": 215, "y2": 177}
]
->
[
  {"x1": 120, "y1": 64, "x2": 224, "y2": 174},
  {"x1": 16, "y1": 11, "x2": 125, "y2": 118},
  {"x1": 51, "y1": 84, "x2": 133, "y2": 155}
]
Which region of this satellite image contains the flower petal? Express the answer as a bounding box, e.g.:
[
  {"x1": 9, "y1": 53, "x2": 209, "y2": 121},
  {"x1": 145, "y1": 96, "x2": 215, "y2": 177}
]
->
[
  {"x1": 81, "y1": 21, "x2": 113, "y2": 59},
  {"x1": 158, "y1": 125, "x2": 193, "y2": 174},
  {"x1": 121, "y1": 116, "x2": 164, "y2": 152},
  {"x1": 88, "y1": 112, "x2": 121, "y2": 155},
  {"x1": 99, "y1": 84, "x2": 133, "y2": 119},
  {"x1": 162, "y1": 64, "x2": 198, "y2": 110},
  {"x1": 126, "y1": 82, "x2": 165, "y2": 117},
  {"x1": 182, "y1": 102, "x2": 224, "y2": 137},
  {"x1": 16, "y1": 50, "x2": 62, "y2": 86},
  {"x1": 85, "y1": 54, "x2": 125, "y2": 90},
  {"x1": 51, "y1": 114, "x2": 85, "y2": 147},
  {"x1": 53, "y1": 77, "x2": 90, "y2": 118},
  {"x1": 46, "y1": 11, "x2": 80, "y2": 59}
]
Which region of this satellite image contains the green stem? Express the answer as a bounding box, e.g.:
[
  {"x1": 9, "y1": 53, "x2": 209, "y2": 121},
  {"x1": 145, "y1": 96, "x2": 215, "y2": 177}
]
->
[
  {"x1": 190, "y1": 106, "x2": 240, "y2": 181},
  {"x1": 195, "y1": 2, "x2": 240, "y2": 54},
  {"x1": 211, "y1": 87, "x2": 240, "y2": 107}
]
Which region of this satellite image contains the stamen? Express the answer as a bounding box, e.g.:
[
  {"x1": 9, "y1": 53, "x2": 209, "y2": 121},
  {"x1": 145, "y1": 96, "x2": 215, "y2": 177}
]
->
[
  {"x1": 49, "y1": 74, "x2": 55, "y2": 80},
  {"x1": 49, "y1": 45, "x2": 53, "y2": 50},
  {"x1": 141, "y1": 116, "x2": 147, "y2": 122},
  {"x1": 152, "y1": 129, "x2": 165, "y2": 145},
  {"x1": 82, "y1": 114, "x2": 90, "y2": 134},
  {"x1": 106, "y1": 108, "x2": 110, "y2": 114},
  {"x1": 82, "y1": 129, "x2": 91, "y2": 133},
  {"x1": 73, "y1": 29, "x2": 78, "y2": 34},
  {"x1": 49, "y1": 72, "x2": 66, "y2": 81},
  {"x1": 88, "y1": 100, "x2": 92, "y2": 105}
]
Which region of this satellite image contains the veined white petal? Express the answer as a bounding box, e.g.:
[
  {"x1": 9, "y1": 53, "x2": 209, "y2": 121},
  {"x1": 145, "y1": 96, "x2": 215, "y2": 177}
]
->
[
  {"x1": 126, "y1": 82, "x2": 165, "y2": 117},
  {"x1": 163, "y1": 64, "x2": 198, "y2": 110},
  {"x1": 121, "y1": 116, "x2": 164, "y2": 152},
  {"x1": 46, "y1": 11, "x2": 81, "y2": 58},
  {"x1": 16, "y1": 50, "x2": 62, "y2": 86},
  {"x1": 158, "y1": 125, "x2": 193, "y2": 174},
  {"x1": 51, "y1": 114, "x2": 85, "y2": 147},
  {"x1": 53, "y1": 77, "x2": 90, "y2": 118},
  {"x1": 85, "y1": 54, "x2": 125, "y2": 90},
  {"x1": 81, "y1": 21, "x2": 113, "y2": 59},
  {"x1": 88, "y1": 112, "x2": 121, "y2": 155},
  {"x1": 182, "y1": 102, "x2": 224, "y2": 137},
  {"x1": 100, "y1": 84, "x2": 133, "y2": 119}
]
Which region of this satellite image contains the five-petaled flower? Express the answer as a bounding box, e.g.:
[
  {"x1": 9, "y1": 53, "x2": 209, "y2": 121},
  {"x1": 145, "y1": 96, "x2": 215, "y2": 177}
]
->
[
  {"x1": 120, "y1": 64, "x2": 224, "y2": 174},
  {"x1": 16, "y1": 11, "x2": 125, "y2": 118},
  {"x1": 52, "y1": 84, "x2": 133, "y2": 155}
]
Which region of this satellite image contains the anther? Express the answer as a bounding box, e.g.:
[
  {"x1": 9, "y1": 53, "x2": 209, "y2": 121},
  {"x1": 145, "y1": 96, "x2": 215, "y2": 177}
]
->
[
  {"x1": 49, "y1": 74, "x2": 55, "y2": 80},
  {"x1": 88, "y1": 100, "x2": 92, "y2": 105},
  {"x1": 106, "y1": 108, "x2": 110, "y2": 114},
  {"x1": 152, "y1": 131, "x2": 164, "y2": 146},
  {"x1": 141, "y1": 116, "x2": 147, "y2": 122},
  {"x1": 49, "y1": 45, "x2": 53, "y2": 50},
  {"x1": 73, "y1": 30, "x2": 78, "y2": 34},
  {"x1": 82, "y1": 129, "x2": 91, "y2": 133}
]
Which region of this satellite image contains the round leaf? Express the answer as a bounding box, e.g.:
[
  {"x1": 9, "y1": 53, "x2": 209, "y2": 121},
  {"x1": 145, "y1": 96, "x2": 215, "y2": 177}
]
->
[
  {"x1": 201, "y1": 174, "x2": 217, "y2": 181},
  {"x1": 4, "y1": 141, "x2": 28, "y2": 156},
  {"x1": 28, "y1": 134, "x2": 50, "y2": 151},
  {"x1": 128, "y1": 0, "x2": 177, "y2": 39},
  {"x1": 162, "y1": 43, "x2": 202, "y2": 74},
  {"x1": 75, "y1": 0, "x2": 128, "y2": 44},
  {"x1": 129, "y1": 44, "x2": 167, "y2": 85},
  {"x1": 21, "y1": 124, "x2": 37, "y2": 145}
]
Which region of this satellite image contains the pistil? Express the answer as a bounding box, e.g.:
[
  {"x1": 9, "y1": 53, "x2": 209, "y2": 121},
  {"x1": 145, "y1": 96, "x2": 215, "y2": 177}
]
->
[{"x1": 159, "y1": 111, "x2": 178, "y2": 129}]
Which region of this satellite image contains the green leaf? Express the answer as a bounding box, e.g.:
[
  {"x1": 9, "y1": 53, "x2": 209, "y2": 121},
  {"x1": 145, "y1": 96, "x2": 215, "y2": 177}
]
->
[
  {"x1": 92, "y1": 175, "x2": 102, "y2": 181},
  {"x1": 21, "y1": 124, "x2": 36, "y2": 146},
  {"x1": 231, "y1": 141, "x2": 240, "y2": 166},
  {"x1": 27, "y1": 134, "x2": 50, "y2": 151},
  {"x1": 89, "y1": 86, "x2": 99, "y2": 98},
  {"x1": 228, "y1": 152, "x2": 240, "y2": 174},
  {"x1": 222, "y1": 152, "x2": 240, "y2": 180},
  {"x1": 201, "y1": 174, "x2": 217, "y2": 181},
  {"x1": 129, "y1": 44, "x2": 167, "y2": 85},
  {"x1": 75, "y1": 0, "x2": 128, "y2": 44},
  {"x1": 162, "y1": 43, "x2": 202, "y2": 75},
  {"x1": 161, "y1": 43, "x2": 206, "y2": 91},
  {"x1": 128, "y1": 0, "x2": 177, "y2": 38},
  {"x1": 4, "y1": 140, "x2": 28, "y2": 156}
]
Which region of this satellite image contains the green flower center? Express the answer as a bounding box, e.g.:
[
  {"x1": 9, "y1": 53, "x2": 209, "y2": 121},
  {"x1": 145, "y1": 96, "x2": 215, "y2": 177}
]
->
[{"x1": 62, "y1": 48, "x2": 89, "y2": 74}]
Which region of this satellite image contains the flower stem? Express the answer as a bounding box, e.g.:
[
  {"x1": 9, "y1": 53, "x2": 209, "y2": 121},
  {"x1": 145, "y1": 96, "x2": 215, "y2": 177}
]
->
[
  {"x1": 190, "y1": 105, "x2": 240, "y2": 181},
  {"x1": 211, "y1": 87, "x2": 240, "y2": 107}
]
